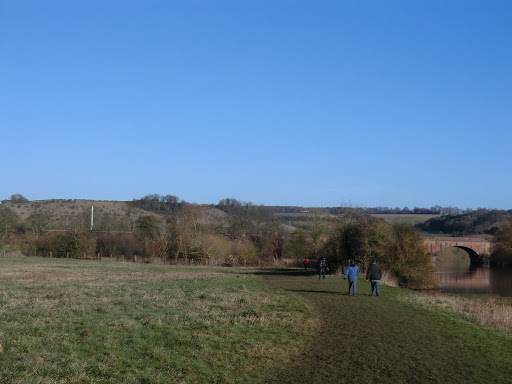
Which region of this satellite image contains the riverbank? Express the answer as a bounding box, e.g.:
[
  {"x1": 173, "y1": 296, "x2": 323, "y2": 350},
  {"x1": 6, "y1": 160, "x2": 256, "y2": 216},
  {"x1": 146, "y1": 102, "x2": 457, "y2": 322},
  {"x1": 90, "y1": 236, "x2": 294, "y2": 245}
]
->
[{"x1": 401, "y1": 291, "x2": 512, "y2": 334}]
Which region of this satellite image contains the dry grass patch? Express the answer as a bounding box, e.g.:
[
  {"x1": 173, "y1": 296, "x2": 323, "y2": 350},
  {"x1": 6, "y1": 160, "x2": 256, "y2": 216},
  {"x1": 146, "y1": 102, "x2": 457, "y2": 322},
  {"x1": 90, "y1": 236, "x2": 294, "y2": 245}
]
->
[
  {"x1": 403, "y1": 292, "x2": 512, "y2": 335},
  {"x1": 0, "y1": 272, "x2": 74, "y2": 281},
  {"x1": 381, "y1": 269, "x2": 399, "y2": 287},
  {"x1": 0, "y1": 257, "x2": 224, "y2": 283}
]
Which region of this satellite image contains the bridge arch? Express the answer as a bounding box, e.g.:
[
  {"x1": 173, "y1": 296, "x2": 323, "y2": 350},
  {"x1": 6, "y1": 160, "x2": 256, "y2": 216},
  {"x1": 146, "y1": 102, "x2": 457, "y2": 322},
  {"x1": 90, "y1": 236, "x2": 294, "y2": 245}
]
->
[
  {"x1": 451, "y1": 246, "x2": 481, "y2": 264},
  {"x1": 424, "y1": 237, "x2": 492, "y2": 265}
]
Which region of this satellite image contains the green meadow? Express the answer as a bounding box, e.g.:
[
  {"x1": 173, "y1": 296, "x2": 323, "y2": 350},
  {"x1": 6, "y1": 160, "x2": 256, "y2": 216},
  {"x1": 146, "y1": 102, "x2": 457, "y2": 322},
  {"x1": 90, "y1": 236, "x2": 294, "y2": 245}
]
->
[
  {"x1": 0, "y1": 257, "x2": 316, "y2": 383},
  {"x1": 1, "y1": 256, "x2": 511, "y2": 383}
]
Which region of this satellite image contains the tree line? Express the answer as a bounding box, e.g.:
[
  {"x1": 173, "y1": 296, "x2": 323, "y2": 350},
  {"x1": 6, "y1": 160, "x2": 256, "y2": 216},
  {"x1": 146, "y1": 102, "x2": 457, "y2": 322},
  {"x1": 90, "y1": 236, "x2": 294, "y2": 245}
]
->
[
  {"x1": 2, "y1": 194, "x2": 512, "y2": 283},
  {"x1": 0, "y1": 195, "x2": 284, "y2": 267},
  {"x1": 270, "y1": 205, "x2": 475, "y2": 215}
]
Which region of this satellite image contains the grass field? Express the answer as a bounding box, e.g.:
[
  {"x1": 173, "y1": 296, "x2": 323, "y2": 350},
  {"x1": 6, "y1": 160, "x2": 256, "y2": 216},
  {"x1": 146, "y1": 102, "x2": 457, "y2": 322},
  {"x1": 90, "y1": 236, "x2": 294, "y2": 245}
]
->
[
  {"x1": 276, "y1": 213, "x2": 439, "y2": 232},
  {"x1": 0, "y1": 257, "x2": 316, "y2": 383},
  {"x1": 1, "y1": 257, "x2": 511, "y2": 383},
  {"x1": 370, "y1": 214, "x2": 440, "y2": 226}
]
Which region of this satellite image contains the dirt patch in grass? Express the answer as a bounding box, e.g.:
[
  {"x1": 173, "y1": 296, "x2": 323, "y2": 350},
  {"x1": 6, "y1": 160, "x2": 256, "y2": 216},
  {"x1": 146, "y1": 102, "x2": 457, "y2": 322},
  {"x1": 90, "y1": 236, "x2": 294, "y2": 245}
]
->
[
  {"x1": 0, "y1": 272, "x2": 74, "y2": 281},
  {"x1": 0, "y1": 270, "x2": 222, "y2": 282},
  {"x1": 0, "y1": 257, "x2": 224, "y2": 282}
]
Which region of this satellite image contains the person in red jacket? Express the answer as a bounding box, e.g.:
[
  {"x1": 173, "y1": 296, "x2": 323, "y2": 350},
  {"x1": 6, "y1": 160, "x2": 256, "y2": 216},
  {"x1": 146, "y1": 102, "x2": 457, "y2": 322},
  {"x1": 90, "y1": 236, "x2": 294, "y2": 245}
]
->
[{"x1": 303, "y1": 258, "x2": 309, "y2": 271}]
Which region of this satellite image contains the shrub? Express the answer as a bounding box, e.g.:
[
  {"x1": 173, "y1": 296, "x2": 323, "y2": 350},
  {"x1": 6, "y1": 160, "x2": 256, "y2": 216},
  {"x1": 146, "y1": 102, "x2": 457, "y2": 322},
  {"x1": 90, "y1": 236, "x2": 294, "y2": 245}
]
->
[
  {"x1": 323, "y1": 218, "x2": 434, "y2": 289},
  {"x1": 491, "y1": 218, "x2": 512, "y2": 266},
  {"x1": 285, "y1": 230, "x2": 312, "y2": 260},
  {"x1": 322, "y1": 216, "x2": 388, "y2": 271},
  {"x1": 384, "y1": 224, "x2": 434, "y2": 289},
  {"x1": 32, "y1": 232, "x2": 95, "y2": 257},
  {"x1": 201, "y1": 234, "x2": 232, "y2": 260},
  {"x1": 96, "y1": 235, "x2": 144, "y2": 257}
]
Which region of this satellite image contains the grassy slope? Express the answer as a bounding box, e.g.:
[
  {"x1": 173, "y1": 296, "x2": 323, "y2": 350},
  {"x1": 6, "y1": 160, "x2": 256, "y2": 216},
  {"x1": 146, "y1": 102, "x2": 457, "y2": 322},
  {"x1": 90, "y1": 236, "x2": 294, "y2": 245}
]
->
[
  {"x1": 262, "y1": 269, "x2": 512, "y2": 384},
  {"x1": 3, "y1": 200, "x2": 133, "y2": 222},
  {"x1": 371, "y1": 214, "x2": 440, "y2": 226},
  {"x1": 2, "y1": 200, "x2": 229, "y2": 229},
  {"x1": 276, "y1": 213, "x2": 438, "y2": 232}
]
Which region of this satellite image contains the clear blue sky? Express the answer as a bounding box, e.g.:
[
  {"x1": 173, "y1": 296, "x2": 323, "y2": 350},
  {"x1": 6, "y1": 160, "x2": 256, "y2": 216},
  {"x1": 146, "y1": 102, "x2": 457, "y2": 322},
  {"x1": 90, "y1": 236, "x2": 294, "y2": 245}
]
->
[{"x1": 1, "y1": 0, "x2": 511, "y2": 209}]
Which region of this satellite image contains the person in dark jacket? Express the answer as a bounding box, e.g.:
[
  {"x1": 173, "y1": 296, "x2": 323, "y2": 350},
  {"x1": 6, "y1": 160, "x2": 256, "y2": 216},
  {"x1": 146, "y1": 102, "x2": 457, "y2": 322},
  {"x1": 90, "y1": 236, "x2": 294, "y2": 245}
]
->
[
  {"x1": 366, "y1": 260, "x2": 383, "y2": 296},
  {"x1": 317, "y1": 256, "x2": 328, "y2": 279}
]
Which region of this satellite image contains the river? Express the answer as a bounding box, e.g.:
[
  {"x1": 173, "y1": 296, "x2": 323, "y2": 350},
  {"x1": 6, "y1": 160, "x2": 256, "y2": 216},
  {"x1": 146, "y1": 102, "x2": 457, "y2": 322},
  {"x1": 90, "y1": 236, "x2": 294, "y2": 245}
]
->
[{"x1": 433, "y1": 248, "x2": 512, "y2": 297}]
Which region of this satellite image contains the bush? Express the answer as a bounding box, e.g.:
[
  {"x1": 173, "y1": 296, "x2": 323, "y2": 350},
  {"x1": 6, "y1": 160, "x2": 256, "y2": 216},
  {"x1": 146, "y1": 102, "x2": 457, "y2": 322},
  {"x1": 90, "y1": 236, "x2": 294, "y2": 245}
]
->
[
  {"x1": 323, "y1": 218, "x2": 434, "y2": 289},
  {"x1": 285, "y1": 230, "x2": 312, "y2": 260},
  {"x1": 96, "y1": 235, "x2": 144, "y2": 257},
  {"x1": 322, "y1": 216, "x2": 388, "y2": 271},
  {"x1": 32, "y1": 232, "x2": 96, "y2": 257},
  {"x1": 232, "y1": 238, "x2": 258, "y2": 263},
  {"x1": 384, "y1": 224, "x2": 434, "y2": 289}
]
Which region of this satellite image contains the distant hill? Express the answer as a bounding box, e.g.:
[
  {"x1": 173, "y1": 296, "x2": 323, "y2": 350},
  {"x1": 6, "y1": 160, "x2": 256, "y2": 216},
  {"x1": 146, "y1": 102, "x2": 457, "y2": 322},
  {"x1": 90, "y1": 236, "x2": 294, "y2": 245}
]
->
[
  {"x1": 4, "y1": 199, "x2": 133, "y2": 221},
  {"x1": 1, "y1": 199, "x2": 230, "y2": 231},
  {"x1": 5, "y1": 199, "x2": 508, "y2": 238},
  {"x1": 274, "y1": 211, "x2": 439, "y2": 233},
  {"x1": 371, "y1": 214, "x2": 440, "y2": 226},
  {"x1": 416, "y1": 209, "x2": 512, "y2": 237}
]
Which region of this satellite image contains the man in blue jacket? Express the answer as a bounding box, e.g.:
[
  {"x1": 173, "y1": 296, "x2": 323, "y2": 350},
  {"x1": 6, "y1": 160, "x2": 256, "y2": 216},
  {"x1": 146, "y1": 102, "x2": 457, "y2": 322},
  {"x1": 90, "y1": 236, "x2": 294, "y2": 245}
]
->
[{"x1": 343, "y1": 260, "x2": 360, "y2": 296}]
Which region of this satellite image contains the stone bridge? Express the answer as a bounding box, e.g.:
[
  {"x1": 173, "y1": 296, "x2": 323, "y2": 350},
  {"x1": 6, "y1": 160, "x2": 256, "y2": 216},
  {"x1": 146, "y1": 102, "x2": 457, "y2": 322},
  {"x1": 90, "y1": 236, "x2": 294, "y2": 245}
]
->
[{"x1": 424, "y1": 237, "x2": 492, "y2": 264}]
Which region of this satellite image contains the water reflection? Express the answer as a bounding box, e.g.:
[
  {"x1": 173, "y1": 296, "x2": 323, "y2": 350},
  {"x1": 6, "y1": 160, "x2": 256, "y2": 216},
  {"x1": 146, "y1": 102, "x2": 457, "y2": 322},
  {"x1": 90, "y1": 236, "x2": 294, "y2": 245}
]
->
[{"x1": 433, "y1": 248, "x2": 512, "y2": 297}]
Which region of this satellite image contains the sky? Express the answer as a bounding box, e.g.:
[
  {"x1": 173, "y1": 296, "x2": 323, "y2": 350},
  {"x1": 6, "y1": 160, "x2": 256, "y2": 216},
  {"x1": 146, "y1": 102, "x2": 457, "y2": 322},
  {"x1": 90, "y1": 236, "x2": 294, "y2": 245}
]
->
[{"x1": 1, "y1": 0, "x2": 511, "y2": 209}]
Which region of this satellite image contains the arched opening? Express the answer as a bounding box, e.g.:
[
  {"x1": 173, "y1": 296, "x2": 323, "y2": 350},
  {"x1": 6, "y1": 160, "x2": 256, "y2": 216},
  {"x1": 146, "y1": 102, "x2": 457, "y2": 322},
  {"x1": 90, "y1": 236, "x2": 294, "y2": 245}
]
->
[
  {"x1": 453, "y1": 246, "x2": 482, "y2": 265},
  {"x1": 436, "y1": 246, "x2": 482, "y2": 270}
]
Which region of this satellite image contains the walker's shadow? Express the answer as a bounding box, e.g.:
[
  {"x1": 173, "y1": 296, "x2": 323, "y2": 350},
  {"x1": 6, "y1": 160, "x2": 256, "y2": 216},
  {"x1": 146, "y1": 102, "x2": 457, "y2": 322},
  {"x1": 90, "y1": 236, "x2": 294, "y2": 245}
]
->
[
  {"x1": 286, "y1": 289, "x2": 344, "y2": 296},
  {"x1": 251, "y1": 268, "x2": 317, "y2": 277}
]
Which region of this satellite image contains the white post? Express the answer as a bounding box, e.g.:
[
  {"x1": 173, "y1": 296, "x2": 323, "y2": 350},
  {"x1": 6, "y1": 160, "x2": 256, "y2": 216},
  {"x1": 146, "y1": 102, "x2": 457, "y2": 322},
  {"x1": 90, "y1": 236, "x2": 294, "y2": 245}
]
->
[{"x1": 91, "y1": 205, "x2": 94, "y2": 231}]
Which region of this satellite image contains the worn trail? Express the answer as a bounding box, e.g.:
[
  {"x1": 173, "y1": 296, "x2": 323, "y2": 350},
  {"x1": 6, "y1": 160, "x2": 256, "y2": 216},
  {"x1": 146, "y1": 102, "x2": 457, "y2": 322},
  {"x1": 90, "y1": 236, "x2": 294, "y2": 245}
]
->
[{"x1": 261, "y1": 269, "x2": 512, "y2": 384}]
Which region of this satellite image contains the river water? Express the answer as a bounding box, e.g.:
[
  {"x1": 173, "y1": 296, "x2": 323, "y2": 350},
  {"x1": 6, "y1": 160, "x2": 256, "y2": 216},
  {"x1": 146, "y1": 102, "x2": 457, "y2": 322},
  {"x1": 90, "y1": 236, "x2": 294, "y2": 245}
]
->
[{"x1": 433, "y1": 248, "x2": 512, "y2": 297}]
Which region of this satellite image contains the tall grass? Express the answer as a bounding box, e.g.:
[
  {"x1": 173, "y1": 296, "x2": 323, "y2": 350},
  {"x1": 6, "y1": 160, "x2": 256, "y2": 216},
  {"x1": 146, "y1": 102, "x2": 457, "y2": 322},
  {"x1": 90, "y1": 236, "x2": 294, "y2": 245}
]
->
[
  {"x1": 402, "y1": 292, "x2": 512, "y2": 335},
  {"x1": 380, "y1": 268, "x2": 399, "y2": 287}
]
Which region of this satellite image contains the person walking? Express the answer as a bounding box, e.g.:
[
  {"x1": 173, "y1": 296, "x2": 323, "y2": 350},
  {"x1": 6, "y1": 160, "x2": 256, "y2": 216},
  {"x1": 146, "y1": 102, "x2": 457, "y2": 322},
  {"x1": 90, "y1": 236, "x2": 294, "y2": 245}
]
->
[
  {"x1": 343, "y1": 260, "x2": 360, "y2": 296},
  {"x1": 317, "y1": 256, "x2": 328, "y2": 279},
  {"x1": 366, "y1": 259, "x2": 383, "y2": 296},
  {"x1": 303, "y1": 258, "x2": 309, "y2": 271}
]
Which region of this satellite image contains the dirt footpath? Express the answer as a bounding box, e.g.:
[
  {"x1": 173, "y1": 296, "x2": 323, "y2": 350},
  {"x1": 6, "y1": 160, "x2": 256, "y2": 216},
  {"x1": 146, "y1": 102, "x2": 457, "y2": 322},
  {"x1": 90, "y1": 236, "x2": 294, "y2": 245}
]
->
[{"x1": 260, "y1": 269, "x2": 512, "y2": 384}]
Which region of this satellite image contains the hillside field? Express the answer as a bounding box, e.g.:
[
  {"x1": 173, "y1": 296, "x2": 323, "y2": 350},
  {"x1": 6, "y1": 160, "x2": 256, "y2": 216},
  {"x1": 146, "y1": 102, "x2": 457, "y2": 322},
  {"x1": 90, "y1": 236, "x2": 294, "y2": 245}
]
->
[
  {"x1": 1, "y1": 199, "x2": 230, "y2": 230},
  {"x1": 275, "y1": 212, "x2": 439, "y2": 232},
  {"x1": 371, "y1": 213, "x2": 441, "y2": 226}
]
